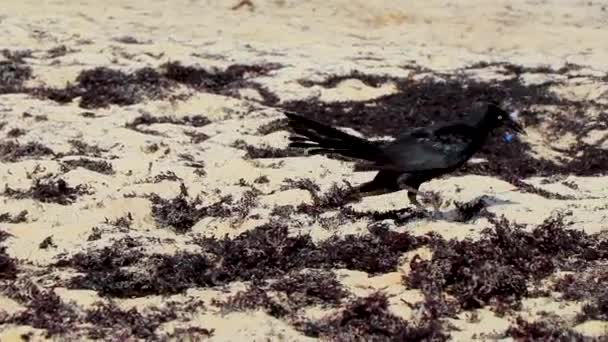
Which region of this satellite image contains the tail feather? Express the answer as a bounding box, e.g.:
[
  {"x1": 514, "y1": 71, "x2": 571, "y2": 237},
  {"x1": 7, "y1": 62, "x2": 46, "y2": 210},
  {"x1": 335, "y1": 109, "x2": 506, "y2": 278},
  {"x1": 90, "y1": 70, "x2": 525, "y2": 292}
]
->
[
  {"x1": 289, "y1": 142, "x2": 322, "y2": 148},
  {"x1": 284, "y1": 112, "x2": 385, "y2": 162},
  {"x1": 285, "y1": 112, "x2": 365, "y2": 145},
  {"x1": 289, "y1": 136, "x2": 312, "y2": 142},
  {"x1": 308, "y1": 148, "x2": 351, "y2": 155}
]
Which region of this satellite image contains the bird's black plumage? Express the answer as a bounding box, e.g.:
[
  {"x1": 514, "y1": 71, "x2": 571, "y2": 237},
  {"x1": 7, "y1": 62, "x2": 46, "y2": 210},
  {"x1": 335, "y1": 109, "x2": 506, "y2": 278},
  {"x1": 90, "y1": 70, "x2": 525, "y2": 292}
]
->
[{"x1": 285, "y1": 102, "x2": 525, "y2": 210}]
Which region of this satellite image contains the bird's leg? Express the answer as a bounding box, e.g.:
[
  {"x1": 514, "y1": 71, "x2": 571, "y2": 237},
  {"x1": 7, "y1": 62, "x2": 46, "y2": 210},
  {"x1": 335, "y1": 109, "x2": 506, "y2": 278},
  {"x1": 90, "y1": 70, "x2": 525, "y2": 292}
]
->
[
  {"x1": 397, "y1": 175, "x2": 443, "y2": 218},
  {"x1": 402, "y1": 184, "x2": 443, "y2": 218},
  {"x1": 351, "y1": 176, "x2": 395, "y2": 200},
  {"x1": 407, "y1": 190, "x2": 426, "y2": 211},
  {"x1": 424, "y1": 191, "x2": 443, "y2": 217}
]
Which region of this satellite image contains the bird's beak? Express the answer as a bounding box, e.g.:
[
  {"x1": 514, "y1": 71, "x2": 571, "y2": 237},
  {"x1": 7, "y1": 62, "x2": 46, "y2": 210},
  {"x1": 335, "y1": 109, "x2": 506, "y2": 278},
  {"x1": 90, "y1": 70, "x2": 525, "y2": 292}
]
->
[{"x1": 507, "y1": 110, "x2": 526, "y2": 135}]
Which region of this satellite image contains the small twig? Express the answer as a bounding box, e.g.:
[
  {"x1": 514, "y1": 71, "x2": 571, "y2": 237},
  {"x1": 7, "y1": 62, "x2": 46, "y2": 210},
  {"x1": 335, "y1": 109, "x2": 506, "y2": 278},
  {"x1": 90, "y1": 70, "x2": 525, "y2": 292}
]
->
[{"x1": 231, "y1": 0, "x2": 254, "y2": 11}]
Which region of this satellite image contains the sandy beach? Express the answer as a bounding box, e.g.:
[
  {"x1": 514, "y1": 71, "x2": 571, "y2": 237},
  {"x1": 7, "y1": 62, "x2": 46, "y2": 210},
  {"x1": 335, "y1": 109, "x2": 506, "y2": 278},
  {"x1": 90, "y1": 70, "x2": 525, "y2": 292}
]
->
[{"x1": 1, "y1": 0, "x2": 607, "y2": 340}]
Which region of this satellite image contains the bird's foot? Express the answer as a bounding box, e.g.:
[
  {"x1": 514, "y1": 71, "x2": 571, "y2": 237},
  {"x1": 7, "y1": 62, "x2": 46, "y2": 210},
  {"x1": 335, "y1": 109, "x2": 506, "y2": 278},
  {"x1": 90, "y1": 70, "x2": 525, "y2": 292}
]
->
[
  {"x1": 420, "y1": 191, "x2": 444, "y2": 220},
  {"x1": 428, "y1": 191, "x2": 443, "y2": 212},
  {"x1": 411, "y1": 204, "x2": 442, "y2": 220}
]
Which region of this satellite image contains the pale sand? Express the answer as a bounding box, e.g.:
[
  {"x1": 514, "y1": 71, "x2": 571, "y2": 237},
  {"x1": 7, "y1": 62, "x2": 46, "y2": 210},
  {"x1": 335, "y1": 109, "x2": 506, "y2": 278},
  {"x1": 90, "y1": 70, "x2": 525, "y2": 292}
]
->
[{"x1": 1, "y1": 0, "x2": 607, "y2": 340}]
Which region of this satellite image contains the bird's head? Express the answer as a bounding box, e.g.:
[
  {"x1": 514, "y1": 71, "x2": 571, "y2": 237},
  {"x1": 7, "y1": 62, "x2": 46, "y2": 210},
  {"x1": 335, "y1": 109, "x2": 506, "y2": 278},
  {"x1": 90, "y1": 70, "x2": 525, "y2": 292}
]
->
[{"x1": 485, "y1": 102, "x2": 526, "y2": 135}]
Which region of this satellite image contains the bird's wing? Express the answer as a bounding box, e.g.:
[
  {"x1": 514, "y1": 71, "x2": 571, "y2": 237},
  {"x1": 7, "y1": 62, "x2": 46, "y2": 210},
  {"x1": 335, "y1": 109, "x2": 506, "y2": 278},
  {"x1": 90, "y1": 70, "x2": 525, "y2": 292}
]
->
[{"x1": 372, "y1": 124, "x2": 477, "y2": 172}]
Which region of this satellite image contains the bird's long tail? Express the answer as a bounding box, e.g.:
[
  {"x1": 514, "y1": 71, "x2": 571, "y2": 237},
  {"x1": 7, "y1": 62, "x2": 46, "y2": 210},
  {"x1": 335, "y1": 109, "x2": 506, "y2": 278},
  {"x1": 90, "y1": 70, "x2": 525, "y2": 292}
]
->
[{"x1": 284, "y1": 112, "x2": 385, "y2": 162}]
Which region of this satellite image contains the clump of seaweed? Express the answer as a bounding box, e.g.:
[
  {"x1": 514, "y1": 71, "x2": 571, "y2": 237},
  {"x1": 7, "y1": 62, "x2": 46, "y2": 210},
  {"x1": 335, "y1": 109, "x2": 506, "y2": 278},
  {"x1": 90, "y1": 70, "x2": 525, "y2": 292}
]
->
[
  {"x1": 254, "y1": 175, "x2": 269, "y2": 184},
  {"x1": 280, "y1": 177, "x2": 321, "y2": 193},
  {"x1": 184, "y1": 130, "x2": 210, "y2": 144},
  {"x1": 553, "y1": 264, "x2": 608, "y2": 322},
  {"x1": 579, "y1": 288, "x2": 608, "y2": 322},
  {"x1": 280, "y1": 178, "x2": 358, "y2": 216},
  {"x1": 164, "y1": 327, "x2": 214, "y2": 340},
  {"x1": 161, "y1": 61, "x2": 280, "y2": 92},
  {"x1": 84, "y1": 302, "x2": 177, "y2": 340},
  {"x1": 293, "y1": 181, "x2": 360, "y2": 217},
  {"x1": 42, "y1": 67, "x2": 171, "y2": 108},
  {"x1": 453, "y1": 195, "x2": 494, "y2": 222},
  {"x1": 280, "y1": 177, "x2": 393, "y2": 222},
  {"x1": 60, "y1": 223, "x2": 422, "y2": 298},
  {"x1": 148, "y1": 183, "x2": 234, "y2": 233},
  {"x1": 0, "y1": 278, "x2": 206, "y2": 340},
  {"x1": 269, "y1": 270, "x2": 349, "y2": 308},
  {"x1": 66, "y1": 139, "x2": 108, "y2": 157},
  {"x1": 0, "y1": 141, "x2": 54, "y2": 162},
  {"x1": 6, "y1": 128, "x2": 26, "y2": 137},
  {"x1": 342, "y1": 207, "x2": 427, "y2": 226},
  {"x1": 1, "y1": 49, "x2": 33, "y2": 63},
  {"x1": 406, "y1": 214, "x2": 607, "y2": 310},
  {"x1": 0, "y1": 229, "x2": 17, "y2": 279},
  {"x1": 504, "y1": 317, "x2": 586, "y2": 341},
  {"x1": 46, "y1": 45, "x2": 71, "y2": 58},
  {"x1": 0, "y1": 53, "x2": 32, "y2": 93},
  {"x1": 256, "y1": 118, "x2": 289, "y2": 135},
  {"x1": 61, "y1": 158, "x2": 114, "y2": 175},
  {"x1": 104, "y1": 212, "x2": 134, "y2": 230},
  {"x1": 216, "y1": 269, "x2": 348, "y2": 317},
  {"x1": 136, "y1": 171, "x2": 182, "y2": 184},
  {"x1": 270, "y1": 204, "x2": 295, "y2": 219},
  {"x1": 0, "y1": 210, "x2": 28, "y2": 223},
  {"x1": 4, "y1": 178, "x2": 91, "y2": 205},
  {"x1": 299, "y1": 292, "x2": 447, "y2": 341},
  {"x1": 39, "y1": 236, "x2": 56, "y2": 249},
  {"x1": 215, "y1": 286, "x2": 290, "y2": 318},
  {"x1": 28, "y1": 62, "x2": 281, "y2": 108},
  {"x1": 232, "y1": 139, "x2": 304, "y2": 159},
  {"x1": 2, "y1": 281, "x2": 79, "y2": 337},
  {"x1": 149, "y1": 192, "x2": 204, "y2": 232},
  {"x1": 298, "y1": 70, "x2": 396, "y2": 89},
  {"x1": 318, "y1": 223, "x2": 422, "y2": 274},
  {"x1": 126, "y1": 113, "x2": 211, "y2": 136}
]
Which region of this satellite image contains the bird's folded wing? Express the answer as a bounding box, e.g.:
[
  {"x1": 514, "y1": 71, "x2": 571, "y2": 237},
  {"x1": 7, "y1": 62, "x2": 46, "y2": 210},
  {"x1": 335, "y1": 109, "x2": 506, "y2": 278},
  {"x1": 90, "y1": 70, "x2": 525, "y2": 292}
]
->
[{"x1": 373, "y1": 125, "x2": 475, "y2": 172}]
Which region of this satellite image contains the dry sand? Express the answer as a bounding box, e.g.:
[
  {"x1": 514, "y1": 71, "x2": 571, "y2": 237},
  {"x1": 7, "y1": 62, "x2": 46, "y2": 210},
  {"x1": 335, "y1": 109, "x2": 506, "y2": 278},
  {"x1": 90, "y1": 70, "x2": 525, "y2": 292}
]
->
[{"x1": 1, "y1": 0, "x2": 607, "y2": 341}]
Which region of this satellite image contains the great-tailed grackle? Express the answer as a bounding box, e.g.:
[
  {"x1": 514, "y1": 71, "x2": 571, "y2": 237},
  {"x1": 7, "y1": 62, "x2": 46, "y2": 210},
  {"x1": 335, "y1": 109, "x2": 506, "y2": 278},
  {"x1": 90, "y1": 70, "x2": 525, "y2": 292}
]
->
[{"x1": 285, "y1": 102, "x2": 525, "y2": 213}]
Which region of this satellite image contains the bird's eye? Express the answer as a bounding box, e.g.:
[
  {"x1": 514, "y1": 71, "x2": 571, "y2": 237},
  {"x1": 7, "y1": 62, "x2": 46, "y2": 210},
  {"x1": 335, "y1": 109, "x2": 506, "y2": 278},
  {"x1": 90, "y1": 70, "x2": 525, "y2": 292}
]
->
[{"x1": 497, "y1": 115, "x2": 503, "y2": 120}]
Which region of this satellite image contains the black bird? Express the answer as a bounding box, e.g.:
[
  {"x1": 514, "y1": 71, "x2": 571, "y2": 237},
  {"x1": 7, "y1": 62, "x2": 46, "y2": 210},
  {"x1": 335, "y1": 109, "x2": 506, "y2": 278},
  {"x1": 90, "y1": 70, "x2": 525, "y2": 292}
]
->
[{"x1": 284, "y1": 102, "x2": 525, "y2": 212}]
